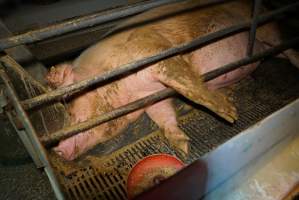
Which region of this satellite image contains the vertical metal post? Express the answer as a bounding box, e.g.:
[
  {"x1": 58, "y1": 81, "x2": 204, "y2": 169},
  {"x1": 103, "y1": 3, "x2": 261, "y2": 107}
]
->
[
  {"x1": 246, "y1": 0, "x2": 262, "y2": 57},
  {"x1": 0, "y1": 68, "x2": 65, "y2": 200},
  {"x1": 6, "y1": 113, "x2": 44, "y2": 167}
]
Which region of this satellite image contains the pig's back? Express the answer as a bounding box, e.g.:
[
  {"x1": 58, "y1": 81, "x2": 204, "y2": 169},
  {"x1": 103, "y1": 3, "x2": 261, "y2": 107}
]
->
[
  {"x1": 73, "y1": 0, "x2": 253, "y2": 75},
  {"x1": 72, "y1": 0, "x2": 259, "y2": 91},
  {"x1": 115, "y1": 0, "x2": 252, "y2": 45}
]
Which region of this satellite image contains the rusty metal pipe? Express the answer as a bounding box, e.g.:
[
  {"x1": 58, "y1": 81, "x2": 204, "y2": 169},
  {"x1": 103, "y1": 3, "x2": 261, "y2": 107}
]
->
[
  {"x1": 21, "y1": 2, "x2": 299, "y2": 111},
  {"x1": 0, "y1": 0, "x2": 183, "y2": 51},
  {"x1": 202, "y1": 37, "x2": 299, "y2": 82},
  {"x1": 0, "y1": 0, "x2": 234, "y2": 51},
  {"x1": 40, "y1": 36, "x2": 299, "y2": 147},
  {"x1": 41, "y1": 88, "x2": 176, "y2": 146}
]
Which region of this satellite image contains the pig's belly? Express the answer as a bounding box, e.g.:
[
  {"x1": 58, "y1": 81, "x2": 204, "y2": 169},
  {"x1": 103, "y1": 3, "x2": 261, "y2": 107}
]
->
[
  {"x1": 191, "y1": 32, "x2": 261, "y2": 90},
  {"x1": 203, "y1": 63, "x2": 258, "y2": 90}
]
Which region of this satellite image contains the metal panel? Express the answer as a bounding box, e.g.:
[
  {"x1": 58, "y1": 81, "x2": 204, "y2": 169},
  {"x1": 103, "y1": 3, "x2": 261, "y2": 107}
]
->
[
  {"x1": 202, "y1": 98, "x2": 299, "y2": 198},
  {"x1": 6, "y1": 113, "x2": 43, "y2": 167}
]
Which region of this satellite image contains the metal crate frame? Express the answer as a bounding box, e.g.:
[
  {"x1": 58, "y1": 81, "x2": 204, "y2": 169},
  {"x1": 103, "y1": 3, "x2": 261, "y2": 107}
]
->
[{"x1": 0, "y1": 0, "x2": 298, "y2": 199}]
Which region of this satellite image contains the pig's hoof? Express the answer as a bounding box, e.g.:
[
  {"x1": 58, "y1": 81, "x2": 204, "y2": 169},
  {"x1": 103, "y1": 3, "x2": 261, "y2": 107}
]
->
[
  {"x1": 291, "y1": 56, "x2": 299, "y2": 70},
  {"x1": 164, "y1": 128, "x2": 190, "y2": 156},
  {"x1": 53, "y1": 145, "x2": 76, "y2": 161},
  {"x1": 286, "y1": 49, "x2": 299, "y2": 70}
]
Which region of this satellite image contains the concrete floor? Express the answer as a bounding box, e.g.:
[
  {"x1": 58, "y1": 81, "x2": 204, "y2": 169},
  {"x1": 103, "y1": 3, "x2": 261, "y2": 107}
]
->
[
  {"x1": 0, "y1": 119, "x2": 55, "y2": 199},
  {"x1": 0, "y1": 163, "x2": 55, "y2": 200}
]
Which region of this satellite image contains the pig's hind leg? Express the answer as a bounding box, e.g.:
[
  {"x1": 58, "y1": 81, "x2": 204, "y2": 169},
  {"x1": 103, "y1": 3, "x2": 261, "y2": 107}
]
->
[
  {"x1": 153, "y1": 56, "x2": 238, "y2": 123},
  {"x1": 127, "y1": 28, "x2": 237, "y2": 122},
  {"x1": 146, "y1": 99, "x2": 190, "y2": 155}
]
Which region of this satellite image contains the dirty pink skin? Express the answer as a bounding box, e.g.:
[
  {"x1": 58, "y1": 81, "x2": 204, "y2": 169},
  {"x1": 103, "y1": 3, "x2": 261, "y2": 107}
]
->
[
  {"x1": 192, "y1": 32, "x2": 262, "y2": 90},
  {"x1": 46, "y1": 1, "x2": 298, "y2": 161}
]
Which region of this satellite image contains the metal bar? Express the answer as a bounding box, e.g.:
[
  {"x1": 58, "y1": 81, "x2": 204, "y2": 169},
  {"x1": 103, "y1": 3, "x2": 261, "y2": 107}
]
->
[
  {"x1": 23, "y1": 25, "x2": 249, "y2": 110},
  {"x1": 0, "y1": 69, "x2": 49, "y2": 165},
  {"x1": 40, "y1": 36, "x2": 299, "y2": 147},
  {"x1": 202, "y1": 98, "x2": 299, "y2": 198},
  {"x1": 246, "y1": 0, "x2": 262, "y2": 57},
  {"x1": 40, "y1": 88, "x2": 175, "y2": 146},
  {"x1": 0, "y1": 0, "x2": 233, "y2": 51},
  {"x1": 20, "y1": 2, "x2": 299, "y2": 111},
  {"x1": 0, "y1": 21, "x2": 48, "y2": 84},
  {"x1": 0, "y1": 55, "x2": 49, "y2": 92},
  {"x1": 203, "y1": 37, "x2": 299, "y2": 81},
  {"x1": 0, "y1": 69, "x2": 65, "y2": 199},
  {"x1": 6, "y1": 112, "x2": 43, "y2": 167}
]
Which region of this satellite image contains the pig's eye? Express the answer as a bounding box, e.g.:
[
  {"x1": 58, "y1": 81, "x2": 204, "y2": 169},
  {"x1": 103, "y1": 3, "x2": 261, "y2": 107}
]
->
[{"x1": 50, "y1": 66, "x2": 56, "y2": 71}]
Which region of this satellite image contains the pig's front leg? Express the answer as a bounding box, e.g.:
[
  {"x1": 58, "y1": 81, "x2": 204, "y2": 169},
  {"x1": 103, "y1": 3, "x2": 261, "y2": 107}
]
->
[
  {"x1": 53, "y1": 90, "x2": 143, "y2": 161},
  {"x1": 146, "y1": 98, "x2": 190, "y2": 154},
  {"x1": 54, "y1": 117, "x2": 130, "y2": 160},
  {"x1": 53, "y1": 91, "x2": 98, "y2": 160}
]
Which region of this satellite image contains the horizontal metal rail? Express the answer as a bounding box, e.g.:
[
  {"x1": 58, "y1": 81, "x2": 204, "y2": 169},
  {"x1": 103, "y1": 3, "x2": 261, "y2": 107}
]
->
[
  {"x1": 40, "y1": 36, "x2": 299, "y2": 147},
  {"x1": 20, "y1": 2, "x2": 299, "y2": 111},
  {"x1": 0, "y1": 0, "x2": 233, "y2": 51}
]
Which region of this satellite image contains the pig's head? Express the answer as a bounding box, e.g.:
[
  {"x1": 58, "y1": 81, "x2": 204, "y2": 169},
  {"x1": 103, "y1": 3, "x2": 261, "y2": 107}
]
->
[{"x1": 45, "y1": 63, "x2": 75, "y2": 88}]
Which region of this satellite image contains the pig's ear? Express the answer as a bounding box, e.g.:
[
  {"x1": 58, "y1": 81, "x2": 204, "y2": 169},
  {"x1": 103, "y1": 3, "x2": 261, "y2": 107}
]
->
[
  {"x1": 154, "y1": 56, "x2": 238, "y2": 123},
  {"x1": 46, "y1": 63, "x2": 74, "y2": 88}
]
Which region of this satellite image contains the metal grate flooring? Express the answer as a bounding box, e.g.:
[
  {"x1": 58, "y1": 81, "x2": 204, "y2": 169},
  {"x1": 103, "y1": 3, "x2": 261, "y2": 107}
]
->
[
  {"x1": 49, "y1": 58, "x2": 299, "y2": 200},
  {"x1": 59, "y1": 133, "x2": 175, "y2": 200}
]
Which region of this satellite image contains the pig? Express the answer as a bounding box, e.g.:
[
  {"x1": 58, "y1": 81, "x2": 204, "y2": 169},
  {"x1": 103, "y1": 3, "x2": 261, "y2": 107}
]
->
[{"x1": 46, "y1": 0, "x2": 299, "y2": 160}]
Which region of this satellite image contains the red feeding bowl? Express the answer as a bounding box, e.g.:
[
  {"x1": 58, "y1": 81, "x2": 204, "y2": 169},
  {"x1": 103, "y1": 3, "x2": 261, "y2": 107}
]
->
[{"x1": 127, "y1": 154, "x2": 185, "y2": 199}]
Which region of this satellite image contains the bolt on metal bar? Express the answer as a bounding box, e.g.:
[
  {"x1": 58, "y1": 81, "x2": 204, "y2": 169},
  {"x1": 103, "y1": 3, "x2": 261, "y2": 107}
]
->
[
  {"x1": 0, "y1": 0, "x2": 233, "y2": 51},
  {"x1": 40, "y1": 36, "x2": 299, "y2": 147},
  {"x1": 20, "y1": 2, "x2": 299, "y2": 111},
  {"x1": 246, "y1": 0, "x2": 262, "y2": 57},
  {"x1": 0, "y1": 69, "x2": 65, "y2": 199}
]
